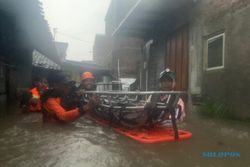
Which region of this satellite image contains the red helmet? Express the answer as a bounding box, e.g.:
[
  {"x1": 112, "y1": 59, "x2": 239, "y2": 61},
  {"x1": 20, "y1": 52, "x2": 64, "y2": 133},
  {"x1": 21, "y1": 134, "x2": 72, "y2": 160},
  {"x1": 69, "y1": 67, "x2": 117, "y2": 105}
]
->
[{"x1": 81, "y1": 72, "x2": 94, "y2": 80}]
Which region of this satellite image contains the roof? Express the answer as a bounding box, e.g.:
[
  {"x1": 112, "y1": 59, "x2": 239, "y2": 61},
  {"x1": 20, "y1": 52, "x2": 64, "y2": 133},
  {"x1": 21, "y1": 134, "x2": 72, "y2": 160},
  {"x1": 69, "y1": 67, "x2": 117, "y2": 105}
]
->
[
  {"x1": 112, "y1": 0, "x2": 194, "y2": 38},
  {"x1": 0, "y1": 0, "x2": 60, "y2": 64},
  {"x1": 32, "y1": 50, "x2": 61, "y2": 70},
  {"x1": 62, "y1": 60, "x2": 110, "y2": 75},
  {"x1": 105, "y1": 0, "x2": 139, "y2": 23}
]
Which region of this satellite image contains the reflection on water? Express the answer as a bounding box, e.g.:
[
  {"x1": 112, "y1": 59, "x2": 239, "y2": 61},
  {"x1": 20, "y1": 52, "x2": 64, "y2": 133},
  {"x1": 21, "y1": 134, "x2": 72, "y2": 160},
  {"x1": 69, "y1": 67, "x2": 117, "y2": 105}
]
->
[{"x1": 0, "y1": 106, "x2": 250, "y2": 167}]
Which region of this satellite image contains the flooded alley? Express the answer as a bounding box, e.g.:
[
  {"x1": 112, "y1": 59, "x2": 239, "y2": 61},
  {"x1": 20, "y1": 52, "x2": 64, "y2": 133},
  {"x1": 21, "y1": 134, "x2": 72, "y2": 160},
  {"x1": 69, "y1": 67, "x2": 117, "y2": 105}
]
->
[
  {"x1": 1, "y1": 0, "x2": 250, "y2": 166},
  {"x1": 0, "y1": 106, "x2": 249, "y2": 167}
]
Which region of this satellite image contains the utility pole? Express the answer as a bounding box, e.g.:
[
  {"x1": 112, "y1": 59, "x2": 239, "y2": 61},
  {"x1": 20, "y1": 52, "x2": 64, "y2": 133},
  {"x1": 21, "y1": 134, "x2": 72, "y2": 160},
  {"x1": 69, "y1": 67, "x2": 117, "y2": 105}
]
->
[
  {"x1": 117, "y1": 58, "x2": 120, "y2": 80},
  {"x1": 53, "y1": 28, "x2": 57, "y2": 40}
]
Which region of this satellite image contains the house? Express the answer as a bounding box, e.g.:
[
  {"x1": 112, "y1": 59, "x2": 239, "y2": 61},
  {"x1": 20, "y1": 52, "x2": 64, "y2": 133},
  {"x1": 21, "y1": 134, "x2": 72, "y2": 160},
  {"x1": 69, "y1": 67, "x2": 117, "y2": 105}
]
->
[
  {"x1": 93, "y1": 34, "x2": 112, "y2": 69},
  {"x1": 62, "y1": 60, "x2": 111, "y2": 85},
  {"x1": 0, "y1": 0, "x2": 60, "y2": 105},
  {"x1": 52, "y1": 40, "x2": 112, "y2": 85},
  {"x1": 31, "y1": 41, "x2": 67, "y2": 82},
  {"x1": 111, "y1": 0, "x2": 250, "y2": 119},
  {"x1": 93, "y1": 0, "x2": 144, "y2": 81},
  {"x1": 55, "y1": 41, "x2": 69, "y2": 62},
  {"x1": 32, "y1": 50, "x2": 61, "y2": 81}
]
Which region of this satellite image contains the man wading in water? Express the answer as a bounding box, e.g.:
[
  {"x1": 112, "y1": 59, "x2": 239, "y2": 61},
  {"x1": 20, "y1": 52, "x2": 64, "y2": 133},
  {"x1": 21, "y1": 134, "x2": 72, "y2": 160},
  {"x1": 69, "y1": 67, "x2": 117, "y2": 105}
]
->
[{"x1": 41, "y1": 73, "x2": 99, "y2": 123}]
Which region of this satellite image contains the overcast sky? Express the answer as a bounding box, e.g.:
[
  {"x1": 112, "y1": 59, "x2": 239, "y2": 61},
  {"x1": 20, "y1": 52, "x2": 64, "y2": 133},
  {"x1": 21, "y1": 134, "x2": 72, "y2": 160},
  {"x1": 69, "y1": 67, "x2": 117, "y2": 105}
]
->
[{"x1": 40, "y1": 0, "x2": 111, "y2": 61}]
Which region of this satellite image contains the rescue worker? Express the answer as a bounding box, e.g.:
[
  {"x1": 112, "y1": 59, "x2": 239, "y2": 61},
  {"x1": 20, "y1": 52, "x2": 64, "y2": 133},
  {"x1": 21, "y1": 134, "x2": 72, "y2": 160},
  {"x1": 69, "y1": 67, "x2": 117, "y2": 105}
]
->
[
  {"x1": 41, "y1": 73, "x2": 98, "y2": 123},
  {"x1": 29, "y1": 77, "x2": 43, "y2": 112},
  {"x1": 19, "y1": 77, "x2": 48, "y2": 113},
  {"x1": 78, "y1": 71, "x2": 95, "y2": 91},
  {"x1": 78, "y1": 71, "x2": 97, "y2": 105},
  {"x1": 78, "y1": 71, "x2": 101, "y2": 117},
  {"x1": 41, "y1": 78, "x2": 49, "y2": 91}
]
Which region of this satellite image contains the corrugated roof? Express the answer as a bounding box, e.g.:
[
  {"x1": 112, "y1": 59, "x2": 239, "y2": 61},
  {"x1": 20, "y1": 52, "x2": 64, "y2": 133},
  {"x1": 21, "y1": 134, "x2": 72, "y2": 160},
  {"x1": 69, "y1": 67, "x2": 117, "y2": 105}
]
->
[{"x1": 32, "y1": 50, "x2": 60, "y2": 70}]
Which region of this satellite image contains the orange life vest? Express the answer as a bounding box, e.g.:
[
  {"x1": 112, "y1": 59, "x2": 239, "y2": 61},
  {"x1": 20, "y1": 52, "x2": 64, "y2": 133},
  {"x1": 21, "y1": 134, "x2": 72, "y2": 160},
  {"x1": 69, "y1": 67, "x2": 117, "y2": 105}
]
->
[{"x1": 29, "y1": 87, "x2": 42, "y2": 112}]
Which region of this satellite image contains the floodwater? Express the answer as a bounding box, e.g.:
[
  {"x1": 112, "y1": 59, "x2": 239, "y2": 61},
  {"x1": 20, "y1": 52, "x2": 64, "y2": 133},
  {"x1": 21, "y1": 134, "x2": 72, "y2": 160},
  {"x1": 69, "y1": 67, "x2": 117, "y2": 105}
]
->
[{"x1": 0, "y1": 105, "x2": 250, "y2": 167}]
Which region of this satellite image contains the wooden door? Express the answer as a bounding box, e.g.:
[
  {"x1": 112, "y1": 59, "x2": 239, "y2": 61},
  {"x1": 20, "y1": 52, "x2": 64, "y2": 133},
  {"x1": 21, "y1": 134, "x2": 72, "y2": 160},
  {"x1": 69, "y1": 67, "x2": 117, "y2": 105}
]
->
[{"x1": 165, "y1": 26, "x2": 188, "y2": 91}]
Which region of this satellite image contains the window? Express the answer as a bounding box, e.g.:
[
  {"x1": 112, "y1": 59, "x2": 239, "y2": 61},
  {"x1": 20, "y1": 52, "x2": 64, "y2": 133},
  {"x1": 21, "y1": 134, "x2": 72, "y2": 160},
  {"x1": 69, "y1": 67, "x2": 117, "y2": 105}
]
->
[{"x1": 206, "y1": 33, "x2": 225, "y2": 70}]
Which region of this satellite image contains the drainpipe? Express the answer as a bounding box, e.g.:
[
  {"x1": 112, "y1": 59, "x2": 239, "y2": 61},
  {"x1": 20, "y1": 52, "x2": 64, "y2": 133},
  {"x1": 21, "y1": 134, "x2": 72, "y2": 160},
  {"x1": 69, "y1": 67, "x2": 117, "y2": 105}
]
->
[
  {"x1": 144, "y1": 40, "x2": 153, "y2": 91},
  {"x1": 139, "y1": 70, "x2": 142, "y2": 90},
  {"x1": 53, "y1": 28, "x2": 57, "y2": 40},
  {"x1": 146, "y1": 70, "x2": 148, "y2": 91}
]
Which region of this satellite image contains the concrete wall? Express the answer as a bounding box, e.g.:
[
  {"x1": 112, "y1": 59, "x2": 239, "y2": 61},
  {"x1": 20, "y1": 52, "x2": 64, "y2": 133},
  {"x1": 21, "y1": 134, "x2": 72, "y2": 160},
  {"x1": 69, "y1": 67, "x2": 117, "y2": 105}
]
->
[
  {"x1": 0, "y1": 10, "x2": 32, "y2": 104},
  {"x1": 189, "y1": 0, "x2": 250, "y2": 118},
  {"x1": 16, "y1": 50, "x2": 33, "y2": 89},
  {"x1": 111, "y1": 36, "x2": 143, "y2": 79},
  {"x1": 93, "y1": 35, "x2": 112, "y2": 69},
  {"x1": 0, "y1": 63, "x2": 6, "y2": 105},
  {"x1": 189, "y1": 21, "x2": 203, "y2": 95},
  {"x1": 0, "y1": 50, "x2": 32, "y2": 104},
  {"x1": 105, "y1": 0, "x2": 144, "y2": 80}
]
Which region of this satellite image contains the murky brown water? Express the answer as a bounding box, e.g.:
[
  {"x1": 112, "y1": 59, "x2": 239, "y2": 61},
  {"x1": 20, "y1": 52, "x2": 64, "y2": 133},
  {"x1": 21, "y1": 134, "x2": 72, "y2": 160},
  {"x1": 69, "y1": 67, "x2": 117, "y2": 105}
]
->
[{"x1": 0, "y1": 105, "x2": 250, "y2": 167}]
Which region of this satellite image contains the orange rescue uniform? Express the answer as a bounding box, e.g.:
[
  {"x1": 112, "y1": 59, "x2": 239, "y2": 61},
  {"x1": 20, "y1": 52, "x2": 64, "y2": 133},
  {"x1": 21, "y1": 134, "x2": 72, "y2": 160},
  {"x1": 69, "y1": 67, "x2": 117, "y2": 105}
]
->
[
  {"x1": 29, "y1": 87, "x2": 42, "y2": 112},
  {"x1": 42, "y1": 97, "x2": 81, "y2": 123}
]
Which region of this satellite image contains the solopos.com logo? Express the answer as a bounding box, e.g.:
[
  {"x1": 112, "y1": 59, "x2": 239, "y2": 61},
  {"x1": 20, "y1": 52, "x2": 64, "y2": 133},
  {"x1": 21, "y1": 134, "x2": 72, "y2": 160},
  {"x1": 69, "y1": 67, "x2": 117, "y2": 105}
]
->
[{"x1": 202, "y1": 152, "x2": 240, "y2": 158}]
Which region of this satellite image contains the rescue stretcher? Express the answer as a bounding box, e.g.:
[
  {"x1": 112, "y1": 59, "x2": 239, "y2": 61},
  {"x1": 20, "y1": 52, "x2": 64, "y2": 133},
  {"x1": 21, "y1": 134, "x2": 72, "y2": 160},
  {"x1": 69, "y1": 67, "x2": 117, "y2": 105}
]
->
[{"x1": 82, "y1": 91, "x2": 192, "y2": 143}]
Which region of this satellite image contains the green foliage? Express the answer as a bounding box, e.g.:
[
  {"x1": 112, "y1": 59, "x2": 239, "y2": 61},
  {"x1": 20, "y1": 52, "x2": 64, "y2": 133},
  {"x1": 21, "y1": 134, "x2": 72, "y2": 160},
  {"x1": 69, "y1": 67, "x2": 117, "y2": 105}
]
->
[{"x1": 198, "y1": 97, "x2": 234, "y2": 119}]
